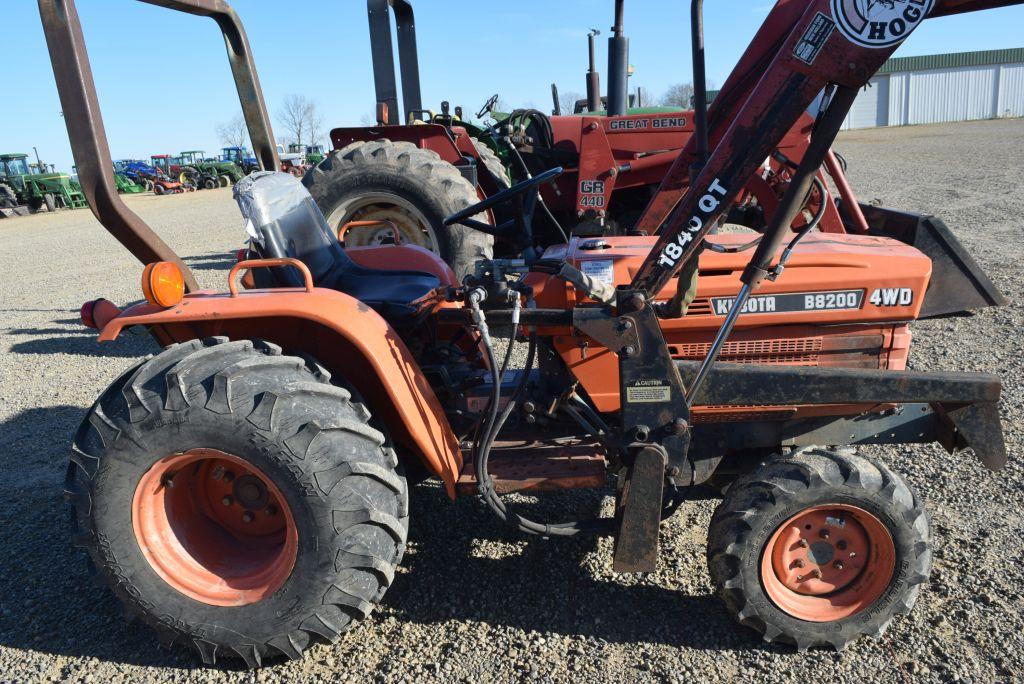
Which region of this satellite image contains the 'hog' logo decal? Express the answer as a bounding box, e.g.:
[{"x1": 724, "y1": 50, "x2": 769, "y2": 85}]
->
[{"x1": 830, "y1": 0, "x2": 934, "y2": 48}]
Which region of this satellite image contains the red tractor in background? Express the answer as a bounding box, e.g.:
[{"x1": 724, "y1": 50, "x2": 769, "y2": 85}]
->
[{"x1": 304, "y1": 0, "x2": 1002, "y2": 319}]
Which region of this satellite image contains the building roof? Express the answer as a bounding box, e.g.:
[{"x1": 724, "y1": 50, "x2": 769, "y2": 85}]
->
[{"x1": 879, "y1": 47, "x2": 1024, "y2": 74}]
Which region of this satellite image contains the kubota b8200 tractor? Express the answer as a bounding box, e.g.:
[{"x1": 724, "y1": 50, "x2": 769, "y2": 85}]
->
[{"x1": 41, "y1": 0, "x2": 1014, "y2": 668}]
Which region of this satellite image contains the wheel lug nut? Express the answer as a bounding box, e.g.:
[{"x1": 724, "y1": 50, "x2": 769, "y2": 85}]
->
[
  {"x1": 849, "y1": 551, "x2": 857, "y2": 558},
  {"x1": 809, "y1": 569, "x2": 821, "y2": 579},
  {"x1": 221, "y1": 496, "x2": 233, "y2": 506},
  {"x1": 819, "y1": 529, "x2": 830, "y2": 539},
  {"x1": 242, "y1": 511, "x2": 254, "y2": 523},
  {"x1": 833, "y1": 561, "x2": 844, "y2": 570}
]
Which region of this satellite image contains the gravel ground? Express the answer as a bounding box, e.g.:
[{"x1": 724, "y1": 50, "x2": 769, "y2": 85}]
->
[{"x1": 1, "y1": 119, "x2": 1022, "y2": 683}]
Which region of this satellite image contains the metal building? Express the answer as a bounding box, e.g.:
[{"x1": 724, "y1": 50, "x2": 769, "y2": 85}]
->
[{"x1": 843, "y1": 48, "x2": 1024, "y2": 129}]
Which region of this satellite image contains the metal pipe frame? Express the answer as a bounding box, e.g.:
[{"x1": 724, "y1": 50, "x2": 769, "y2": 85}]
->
[{"x1": 38, "y1": 0, "x2": 280, "y2": 289}]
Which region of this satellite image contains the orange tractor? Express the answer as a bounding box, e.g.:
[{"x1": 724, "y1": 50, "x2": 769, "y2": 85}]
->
[{"x1": 42, "y1": 0, "x2": 1013, "y2": 667}]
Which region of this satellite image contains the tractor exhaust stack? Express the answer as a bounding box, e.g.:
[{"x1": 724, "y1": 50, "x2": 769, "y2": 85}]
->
[
  {"x1": 606, "y1": 0, "x2": 628, "y2": 116},
  {"x1": 586, "y1": 28, "x2": 602, "y2": 113}
]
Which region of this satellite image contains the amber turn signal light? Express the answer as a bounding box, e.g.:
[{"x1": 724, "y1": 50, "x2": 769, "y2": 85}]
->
[{"x1": 142, "y1": 261, "x2": 185, "y2": 308}]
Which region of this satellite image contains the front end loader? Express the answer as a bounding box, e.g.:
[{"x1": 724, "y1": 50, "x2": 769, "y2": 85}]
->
[
  {"x1": 305, "y1": 0, "x2": 1004, "y2": 321},
  {"x1": 42, "y1": 0, "x2": 1015, "y2": 668}
]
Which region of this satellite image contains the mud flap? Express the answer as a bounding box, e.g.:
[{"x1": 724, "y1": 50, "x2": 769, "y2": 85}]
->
[{"x1": 853, "y1": 203, "x2": 1006, "y2": 318}]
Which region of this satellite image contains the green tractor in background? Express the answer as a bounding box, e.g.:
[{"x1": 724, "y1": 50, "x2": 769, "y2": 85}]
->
[
  {"x1": 113, "y1": 169, "x2": 145, "y2": 193},
  {"x1": 175, "y1": 150, "x2": 244, "y2": 189},
  {"x1": 0, "y1": 152, "x2": 87, "y2": 217},
  {"x1": 304, "y1": 143, "x2": 325, "y2": 165}
]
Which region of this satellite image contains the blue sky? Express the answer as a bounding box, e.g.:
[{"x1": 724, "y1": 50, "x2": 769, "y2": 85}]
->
[{"x1": 5, "y1": 1, "x2": 1024, "y2": 173}]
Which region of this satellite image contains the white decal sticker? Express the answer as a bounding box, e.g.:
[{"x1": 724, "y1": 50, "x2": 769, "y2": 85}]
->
[
  {"x1": 712, "y1": 290, "x2": 864, "y2": 315},
  {"x1": 830, "y1": 0, "x2": 934, "y2": 49},
  {"x1": 626, "y1": 381, "x2": 671, "y2": 404},
  {"x1": 579, "y1": 180, "x2": 606, "y2": 208},
  {"x1": 657, "y1": 178, "x2": 728, "y2": 269},
  {"x1": 581, "y1": 259, "x2": 615, "y2": 286},
  {"x1": 869, "y1": 287, "x2": 914, "y2": 306}
]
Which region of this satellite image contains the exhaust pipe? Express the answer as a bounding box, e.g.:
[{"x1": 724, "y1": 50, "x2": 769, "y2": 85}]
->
[
  {"x1": 606, "y1": 0, "x2": 628, "y2": 117},
  {"x1": 586, "y1": 28, "x2": 602, "y2": 113}
]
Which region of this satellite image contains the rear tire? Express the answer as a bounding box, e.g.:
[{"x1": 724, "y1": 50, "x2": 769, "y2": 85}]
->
[
  {"x1": 303, "y1": 140, "x2": 493, "y2": 280},
  {"x1": 0, "y1": 183, "x2": 16, "y2": 208},
  {"x1": 707, "y1": 448, "x2": 930, "y2": 651},
  {"x1": 66, "y1": 337, "x2": 408, "y2": 666},
  {"x1": 203, "y1": 178, "x2": 218, "y2": 190},
  {"x1": 44, "y1": 193, "x2": 57, "y2": 212}
]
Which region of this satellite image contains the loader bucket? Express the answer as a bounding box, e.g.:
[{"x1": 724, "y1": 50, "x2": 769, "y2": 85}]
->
[{"x1": 855, "y1": 203, "x2": 1007, "y2": 318}]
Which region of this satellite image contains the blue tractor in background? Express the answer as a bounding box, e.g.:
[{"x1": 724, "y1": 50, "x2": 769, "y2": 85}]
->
[{"x1": 219, "y1": 146, "x2": 259, "y2": 175}]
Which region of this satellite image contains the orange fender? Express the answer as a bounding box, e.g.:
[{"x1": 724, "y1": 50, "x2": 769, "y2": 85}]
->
[{"x1": 99, "y1": 286, "x2": 464, "y2": 497}]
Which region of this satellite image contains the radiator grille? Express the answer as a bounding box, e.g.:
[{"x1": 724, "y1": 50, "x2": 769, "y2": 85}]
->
[{"x1": 670, "y1": 337, "x2": 823, "y2": 365}]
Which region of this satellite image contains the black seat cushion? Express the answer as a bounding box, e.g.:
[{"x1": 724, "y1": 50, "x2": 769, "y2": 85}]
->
[{"x1": 234, "y1": 172, "x2": 440, "y2": 325}]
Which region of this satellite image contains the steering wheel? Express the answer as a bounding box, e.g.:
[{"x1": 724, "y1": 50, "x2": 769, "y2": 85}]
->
[
  {"x1": 476, "y1": 93, "x2": 500, "y2": 120},
  {"x1": 444, "y1": 167, "x2": 562, "y2": 255}
]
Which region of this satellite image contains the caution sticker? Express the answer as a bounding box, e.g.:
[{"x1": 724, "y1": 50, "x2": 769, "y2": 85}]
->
[{"x1": 626, "y1": 381, "x2": 671, "y2": 404}]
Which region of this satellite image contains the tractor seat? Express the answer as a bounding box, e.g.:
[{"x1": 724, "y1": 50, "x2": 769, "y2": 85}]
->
[{"x1": 233, "y1": 172, "x2": 440, "y2": 325}]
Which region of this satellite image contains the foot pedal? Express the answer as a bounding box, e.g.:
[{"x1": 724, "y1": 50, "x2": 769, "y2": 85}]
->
[{"x1": 612, "y1": 446, "x2": 666, "y2": 573}]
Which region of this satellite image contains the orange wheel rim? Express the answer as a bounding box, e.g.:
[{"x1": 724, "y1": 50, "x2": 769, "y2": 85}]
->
[
  {"x1": 132, "y1": 448, "x2": 298, "y2": 607},
  {"x1": 760, "y1": 504, "x2": 895, "y2": 622}
]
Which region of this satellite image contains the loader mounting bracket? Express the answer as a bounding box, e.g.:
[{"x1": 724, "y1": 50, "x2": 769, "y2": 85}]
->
[{"x1": 573, "y1": 292, "x2": 693, "y2": 486}]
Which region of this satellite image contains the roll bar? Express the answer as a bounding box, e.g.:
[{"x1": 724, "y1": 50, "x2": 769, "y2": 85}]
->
[
  {"x1": 38, "y1": 0, "x2": 280, "y2": 291},
  {"x1": 367, "y1": 0, "x2": 423, "y2": 125}
]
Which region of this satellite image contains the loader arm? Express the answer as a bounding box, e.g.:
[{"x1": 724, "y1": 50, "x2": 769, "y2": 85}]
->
[
  {"x1": 631, "y1": 0, "x2": 1018, "y2": 312},
  {"x1": 631, "y1": 0, "x2": 1024, "y2": 298}
]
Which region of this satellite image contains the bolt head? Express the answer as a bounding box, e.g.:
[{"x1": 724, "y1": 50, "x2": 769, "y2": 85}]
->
[
  {"x1": 622, "y1": 345, "x2": 635, "y2": 357},
  {"x1": 793, "y1": 559, "x2": 805, "y2": 569},
  {"x1": 797, "y1": 539, "x2": 809, "y2": 548},
  {"x1": 819, "y1": 529, "x2": 830, "y2": 539},
  {"x1": 221, "y1": 496, "x2": 233, "y2": 507},
  {"x1": 833, "y1": 561, "x2": 844, "y2": 570},
  {"x1": 241, "y1": 511, "x2": 255, "y2": 523}
]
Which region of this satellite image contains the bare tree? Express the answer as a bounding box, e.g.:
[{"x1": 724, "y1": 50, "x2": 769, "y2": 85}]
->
[
  {"x1": 660, "y1": 82, "x2": 695, "y2": 108},
  {"x1": 215, "y1": 112, "x2": 249, "y2": 149},
  {"x1": 558, "y1": 89, "x2": 583, "y2": 115},
  {"x1": 307, "y1": 108, "x2": 325, "y2": 149},
  {"x1": 277, "y1": 94, "x2": 321, "y2": 148}
]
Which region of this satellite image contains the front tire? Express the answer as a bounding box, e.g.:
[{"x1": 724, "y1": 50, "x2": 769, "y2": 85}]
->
[
  {"x1": 707, "y1": 448, "x2": 930, "y2": 650},
  {"x1": 303, "y1": 140, "x2": 492, "y2": 280},
  {"x1": 66, "y1": 338, "x2": 408, "y2": 666}
]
